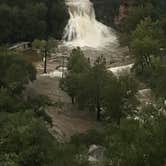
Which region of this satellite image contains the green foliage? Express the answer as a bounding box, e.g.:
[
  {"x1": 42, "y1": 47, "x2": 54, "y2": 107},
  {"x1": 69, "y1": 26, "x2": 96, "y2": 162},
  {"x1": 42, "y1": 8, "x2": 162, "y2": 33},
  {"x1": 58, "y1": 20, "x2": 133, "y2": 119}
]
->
[
  {"x1": 132, "y1": 18, "x2": 163, "y2": 40},
  {"x1": 32, "y1": 38, "x2": 56, "y2": 52},
  {"x1": 128, "y1": 14, "x2": 166, "y2": 98},
  {"x1": 56, "y1": 105, "x2": 166, "y2": 166},
  {"x1": 71, "y1": 129, "x2": 107, "y2": 147},
  {"x1": 61, "y1": 48, "x2": 138, "y2": 123},
  {"x1": 0, "y1": 111, "x2": 91, "y2": 165},
  {"x1": 67, "y1": 105, "x2": 165, "y2": 166},
  {"x1": 104, "y1": 75, "x2": 138, "y2": 124},
  {"x1": 26, "y1": 95, "x2": 53, "y2": 125},
  {"x1": 60, "y1": 48, "x2": 90, "y2": 103},
  {"x1": 0, "y1": 1, "x2": 165, "y2": 165},
  {"x1": 0, "y1": 52, "x2": 36, "y2": 94},
  {"x1": 131, "y1": 18, "x2": 164, "y2": 73},
  {"x1": 122, "y1": 3, "x2": 154, "y2": 33},
  {"x1": 104, "y1": 110, "x2": 166, "y2": 166},
  {"x1": 138, "y1": 58, "x2": 166, "y2": 98},
  {"x1": 0, "y1": 0, "x2": 68, "y2": 43},
  {"x1": 123, "y1": 1, "x2": 166, "y2": 99},
  {"x1": 32, "y1": 39, "x2": 46, "y2": 50},
  {"x1": 67, "y1": 47, "x2": 90, "y2": 73},
  {"x1": 0, "y1": 51, "x2": 52, "y2": 123},
  {"x1": 121, "y1": 0, "x2": 166, "y2": 32},
  {"x1": 0, "y1": 50, "x2": 78, "y2": 166},
  {"x1": 75, "y1": 56, "x2": 109, "y2": 110},
  {"x1": 0, "y1": 111, "x2": 58, "y2": 166},
  {"x1": 32, "y1": 38, "x2": 56, "y2": 73},
  {"x1": 0, "y1": 88, "x2": 24, "y2": 112}
]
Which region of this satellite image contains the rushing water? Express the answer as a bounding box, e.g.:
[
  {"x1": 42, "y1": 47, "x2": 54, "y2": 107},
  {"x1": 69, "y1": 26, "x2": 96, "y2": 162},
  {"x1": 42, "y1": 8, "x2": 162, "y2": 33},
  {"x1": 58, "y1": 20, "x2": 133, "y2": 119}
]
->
[{"x1": 63, "y1": 0, "x2": 117, "y2": 49}]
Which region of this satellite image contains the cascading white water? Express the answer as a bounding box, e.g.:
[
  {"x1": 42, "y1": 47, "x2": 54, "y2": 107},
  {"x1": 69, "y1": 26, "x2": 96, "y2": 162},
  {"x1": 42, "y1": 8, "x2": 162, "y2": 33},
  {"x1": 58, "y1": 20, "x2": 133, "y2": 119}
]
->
[{"x1": 63, "y1": 0, "x2": 117, "y2": 49}]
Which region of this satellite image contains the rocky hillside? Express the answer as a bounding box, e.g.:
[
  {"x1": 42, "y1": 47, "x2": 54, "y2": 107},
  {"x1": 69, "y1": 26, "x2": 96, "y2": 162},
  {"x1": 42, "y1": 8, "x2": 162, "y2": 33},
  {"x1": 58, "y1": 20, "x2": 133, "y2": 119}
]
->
[
  {"x1": 91, "y1": 0, "x2": 120, "y2": 26},
  {"x1": 91, "y1": 0, "x2": 137, "y2": 28}
]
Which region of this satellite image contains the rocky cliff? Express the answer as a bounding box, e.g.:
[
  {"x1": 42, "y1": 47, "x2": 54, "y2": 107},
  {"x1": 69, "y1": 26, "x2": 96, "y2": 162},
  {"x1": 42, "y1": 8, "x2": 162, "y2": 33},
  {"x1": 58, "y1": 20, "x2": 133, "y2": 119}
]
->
[
  {"x1": 115, "y1": 0, "x2": 137, "y2": 26},
  {"x1": 91, "y1": 0, "x2": 120, "y2": 27},
  {"x1": 91, "y1": 0, "x2": 136, "y2": 28}
]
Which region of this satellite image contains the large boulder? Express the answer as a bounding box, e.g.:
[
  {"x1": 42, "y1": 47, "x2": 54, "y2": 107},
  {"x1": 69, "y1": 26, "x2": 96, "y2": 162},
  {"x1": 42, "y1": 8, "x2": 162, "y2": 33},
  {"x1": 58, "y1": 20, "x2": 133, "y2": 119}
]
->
[{"x1": 88, "y1": 144, "x2": 106, "y2": 162}]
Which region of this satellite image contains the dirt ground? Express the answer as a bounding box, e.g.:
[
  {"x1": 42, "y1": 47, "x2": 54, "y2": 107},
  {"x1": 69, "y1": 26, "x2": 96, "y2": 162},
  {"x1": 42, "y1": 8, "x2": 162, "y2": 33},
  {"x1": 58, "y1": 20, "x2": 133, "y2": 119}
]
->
[
  {"x1": 26, "y1": 70, "x2": 98, "y2": 142},
  {"x1": 25, "y1": 46, "x2": 133, "y2": 142}
]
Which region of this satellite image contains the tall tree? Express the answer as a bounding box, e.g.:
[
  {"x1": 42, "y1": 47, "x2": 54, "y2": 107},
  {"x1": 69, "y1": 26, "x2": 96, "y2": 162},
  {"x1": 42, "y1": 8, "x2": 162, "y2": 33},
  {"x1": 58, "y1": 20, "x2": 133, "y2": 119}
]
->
[
  {"x1": 0, "y1": 0, "x2": 68, "y2": 43},
  {"x1": 32, "y1": 38, "x2": 56, "y2": 73},
  {"x1": 131, "y1": 18, "x2": 163, "y2": 72},
  {"x1": 104, "y1": 75, "x2": 138, "y2": 125},
  {"x1": 76, "y1": 56, "x2": 110, "y2": 120},
  {"x1": 60, "y1": 47, "x2": 90, "y2": 104},
  {"x1": 0, "y1": 52, "x2": 36, "y2": 94}
]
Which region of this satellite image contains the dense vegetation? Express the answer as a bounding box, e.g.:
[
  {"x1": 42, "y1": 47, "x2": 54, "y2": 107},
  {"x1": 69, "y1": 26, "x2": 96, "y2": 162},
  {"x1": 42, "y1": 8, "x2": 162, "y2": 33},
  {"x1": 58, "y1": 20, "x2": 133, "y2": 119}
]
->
[
  {"x1": 61, "y1": 48, "x2": 138, "y2": 124},
  {"x1": 66, "y1": 106, "x2": 166, "y2": 166},
  {"x1": 119, "y1": 0, "x2": 166, "y2": 98},
  {"x1": 0, "y1": 0, "x2": 166, "y2": 165},
  {"x1": 0, "y1": 0, "x2": 68, "y2": 43},
  {"x1": 60, "y1": 46, "x2": 166, "y2": 165},
  {"x1": 0, "y1": 52, "x2": 51, "y2": 165},
  {"x1": 59, "y1": 0, "x2": 166, "y2": 165}
]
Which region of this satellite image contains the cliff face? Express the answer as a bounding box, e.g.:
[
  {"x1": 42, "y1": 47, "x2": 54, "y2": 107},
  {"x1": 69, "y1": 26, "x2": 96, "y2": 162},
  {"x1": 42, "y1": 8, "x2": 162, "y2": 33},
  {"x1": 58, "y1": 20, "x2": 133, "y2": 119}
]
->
[
  {"x1": 90, "y1": 0, "x2": 137, "y2": 28},
  {"x1": 114, "y1": 0, "x2": 128, "y2": 26},
  {"x1": 115, "y1": 0, "x2": 137, "y2": 26},
  {"x1": 91, "y1": 0, "x2": 120, "y2": 27}
]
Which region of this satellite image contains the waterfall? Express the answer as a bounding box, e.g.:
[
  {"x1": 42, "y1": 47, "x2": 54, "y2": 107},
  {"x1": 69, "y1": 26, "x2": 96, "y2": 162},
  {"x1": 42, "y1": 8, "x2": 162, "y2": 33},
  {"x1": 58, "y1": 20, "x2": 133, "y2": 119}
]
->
[{"x1": 63, "y1": 0, "x2": 117, "y2": 49}]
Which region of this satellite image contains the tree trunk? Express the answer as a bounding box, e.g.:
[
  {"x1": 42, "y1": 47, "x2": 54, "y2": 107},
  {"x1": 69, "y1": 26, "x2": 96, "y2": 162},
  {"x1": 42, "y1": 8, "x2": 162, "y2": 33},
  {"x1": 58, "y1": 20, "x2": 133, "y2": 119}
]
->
[
  {"x1": 117, "y1": 117, "x2": 121, "y2": 126},
  {"x1": 96, "y1": 103, "x2": 101, "y2": 121},
  {"x1": 44, "y1": 48, "x2": 47, "y2": 73},
  {"x1": 116, "y1": 110, "x2": 121, "y2": 126},
  {"x1": 71, "y1": 97, "x2": 75, "y2": 104}
]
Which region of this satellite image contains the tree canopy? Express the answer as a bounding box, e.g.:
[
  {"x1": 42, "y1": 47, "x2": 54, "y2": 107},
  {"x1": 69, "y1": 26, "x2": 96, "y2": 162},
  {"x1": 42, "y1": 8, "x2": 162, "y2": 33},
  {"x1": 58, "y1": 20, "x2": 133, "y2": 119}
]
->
[
  {"x1": 61, "y1": 48, "x2": 138, "y2": 123},
  {"x1": 0, "y1": 0, "x2": 68, "y2": 43}
]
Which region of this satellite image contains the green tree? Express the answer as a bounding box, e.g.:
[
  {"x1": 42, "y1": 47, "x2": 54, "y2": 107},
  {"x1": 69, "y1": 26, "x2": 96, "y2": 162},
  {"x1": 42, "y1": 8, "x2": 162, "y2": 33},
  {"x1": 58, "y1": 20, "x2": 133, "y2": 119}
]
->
[
  {"x1": 104, "y1": 75, "x2": 138, "y2": 125},
  {"x1": 0, "y1": 4, "x2": 12, "y2": 43},
  {"x1": 122, "y1": 3, "x2": 154, "y2": 33},
  {"x1": 104, "y1": 106, "x2": 166, "y2": 166},
  {"x1": 61, "y1": 51, "x2": 138, "y2": 122},
  {"x1": 0, "y1": 0, "x2": 68, "y2": 43},
  {"x1": 0, "y1": 111, "x2": 58, "y2": 166},
  {"x1": 32, "y1": 38, "x2": 56, "y2": 73},
  {"x1": 60, "y1": 47, "x2": 90, "y2": 104},
  {"x1": 76, "y1": 56, "x2": 110, "y2": 120},
  {"x1": 145, "y1": 57, "x2": 166, "y2": 98},
  {"x1": 131, "y1": 18, "x2": 163, "y2": 72},
  {"x1": 0, "y1": 52, "x2": 36, "y2": 94},
  {"x1": 67, "y1": 47, "x2": 90, "y2": 73}
]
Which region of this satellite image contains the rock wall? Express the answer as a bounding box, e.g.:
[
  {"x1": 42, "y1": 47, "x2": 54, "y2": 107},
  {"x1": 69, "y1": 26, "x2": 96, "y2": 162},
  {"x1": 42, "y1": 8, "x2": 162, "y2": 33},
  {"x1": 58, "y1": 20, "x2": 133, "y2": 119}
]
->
[
  {"x1": 91, "y1": 0, "x2": 120, "y2": 27},
  {"x1": 91, "y1": 0, "x2": 137, "y2": 27},
  {"x1": 115, "y1": 0, "x2": 137, "y2": 26}
]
